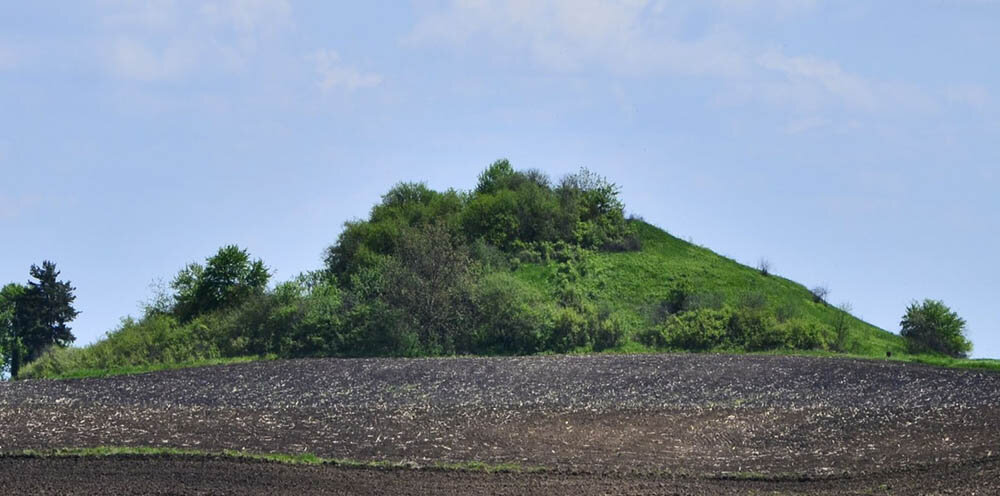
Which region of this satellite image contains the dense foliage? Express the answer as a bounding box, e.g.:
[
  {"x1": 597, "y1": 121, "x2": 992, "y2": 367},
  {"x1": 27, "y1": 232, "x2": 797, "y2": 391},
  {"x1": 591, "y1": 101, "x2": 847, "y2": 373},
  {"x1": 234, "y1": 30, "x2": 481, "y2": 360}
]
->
[
  {"x1": 16, "y1": 161, "x2": 922, "y2": 379},
  {"x1": 900, "y1": 299, "x2": 971, "y2": 358},
  {"x1": 1, "y1": 262, "x2": 79, "y2": 378},
  {"x1": 325, "y1": 160, "x2": 635, "y2": 278},
  {"x1": 0, "y1": 283, "x2": 24, "y2": 376},
  {"x1": 169, "y1": 245, "x2": 271, "y2": 322}
]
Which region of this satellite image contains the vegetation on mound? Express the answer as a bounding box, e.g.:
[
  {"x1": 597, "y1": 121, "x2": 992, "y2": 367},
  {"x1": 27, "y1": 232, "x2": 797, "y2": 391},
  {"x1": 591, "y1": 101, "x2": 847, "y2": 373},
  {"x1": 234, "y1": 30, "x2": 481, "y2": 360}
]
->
[{"x1": 10, "y1": 159, "x2": 976, "y2": 379}]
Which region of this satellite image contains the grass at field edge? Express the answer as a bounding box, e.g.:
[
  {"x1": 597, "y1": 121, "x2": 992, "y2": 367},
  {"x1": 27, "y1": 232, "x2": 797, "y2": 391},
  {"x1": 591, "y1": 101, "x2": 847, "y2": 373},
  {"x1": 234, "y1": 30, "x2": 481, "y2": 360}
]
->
[
  {"x1": 5, "y1": 446, "x2": 541, "y2": 474},
  {"x1": 15, "y1": 348, "x2": 1000, "y2": 381}
]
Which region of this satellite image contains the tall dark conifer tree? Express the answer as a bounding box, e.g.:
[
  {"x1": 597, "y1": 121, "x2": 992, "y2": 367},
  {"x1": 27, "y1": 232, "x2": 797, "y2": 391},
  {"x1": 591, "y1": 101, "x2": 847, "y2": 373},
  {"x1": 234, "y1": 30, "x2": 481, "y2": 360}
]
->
[{"x1": 11, "y1": 261, "x2": 79, "y2": 377}]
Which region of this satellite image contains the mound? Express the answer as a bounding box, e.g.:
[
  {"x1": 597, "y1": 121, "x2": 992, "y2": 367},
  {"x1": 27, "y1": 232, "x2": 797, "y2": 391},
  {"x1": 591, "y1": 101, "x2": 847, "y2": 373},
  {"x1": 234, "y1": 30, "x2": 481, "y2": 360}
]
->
[{"x1": 20, "y1": 162, "x2": 907, "y2": 380}]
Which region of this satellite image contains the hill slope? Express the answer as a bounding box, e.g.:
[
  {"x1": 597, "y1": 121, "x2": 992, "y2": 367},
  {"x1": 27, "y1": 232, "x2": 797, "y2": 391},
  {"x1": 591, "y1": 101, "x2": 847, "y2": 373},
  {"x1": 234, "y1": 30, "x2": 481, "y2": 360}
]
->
[
  {"x1": 515, "y1": 220, "x2": 903, "y2": 355},
  {"x1": 20, "y1": 161, "x2": 910, "y2": 379}
]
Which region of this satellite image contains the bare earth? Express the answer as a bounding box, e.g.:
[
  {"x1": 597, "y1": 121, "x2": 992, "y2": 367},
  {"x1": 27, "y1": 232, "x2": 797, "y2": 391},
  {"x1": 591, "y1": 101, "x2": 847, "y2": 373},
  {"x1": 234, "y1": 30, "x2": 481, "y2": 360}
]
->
[{"x1": 1, "y1": 354, "x2": 998, "y2": 494}]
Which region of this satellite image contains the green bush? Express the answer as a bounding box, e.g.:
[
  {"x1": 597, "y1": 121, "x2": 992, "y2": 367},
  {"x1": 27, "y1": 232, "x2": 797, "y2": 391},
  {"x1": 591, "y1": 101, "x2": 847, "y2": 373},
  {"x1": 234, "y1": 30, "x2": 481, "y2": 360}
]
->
[
  {"x1": 900, "y1": 299, "x2": 972, "y2": 358},
  {"x1": 592, "y1": 310, "x2": 630, "y2": 352},
  {"x1": 549, "y1": 307, "x2": 592, "y2": 352},
  {"x1": 647, "y1": 308, "x2": 729, "y2": 351},
  {"x1": 727, "y1": 308, "x2": 780, "y2": 351},
  {"x1": 19, "y1": 314, "x2": 223, "y2": 378},
  {"x1": 472, "y1": 273, "x2": 552, "y2": 354},
  {"x1": 663, "y1": 280, "x2": 694, "y2": 315},
  {"x1": 774, "y1": 318, "x2": 830, "y2": 351}
]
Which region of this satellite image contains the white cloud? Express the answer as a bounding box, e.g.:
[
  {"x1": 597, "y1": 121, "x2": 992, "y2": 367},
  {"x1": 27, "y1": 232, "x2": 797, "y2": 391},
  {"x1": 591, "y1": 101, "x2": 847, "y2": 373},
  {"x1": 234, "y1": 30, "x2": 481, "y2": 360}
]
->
[
  {"x1": 200, "y1": 0, "x2": 292, "y2": 33},
  {"x1": 99, "y1": 0, "x2": 291, "y2": 32},
  {"x1": 408, "y1": 0, "x2": 749, "y2": 77},
  {"x1": 98, "y1": 0, "x2": 178, "y2": 30},
  {"x1": 98, "y1": 0, "x2": 292, "y2": 81},
  {"x1": 108, "y1": 37, "x2": 198, "y2": 82},
  {"x1": 710, "y1": 0, "x2": 819, "y2": 16},
  {"x1": 310, "y1": 50, "x2": 382, "y2": 92},
  {"x1": 756, "y1": 51, "x2": 877, "y2": 110},
  {"x1": 407, "y1": 1, "x2": 892, "y2": 112},
  {"x1": 407, "y1": 0, "x2": 991, "y2": 132}
]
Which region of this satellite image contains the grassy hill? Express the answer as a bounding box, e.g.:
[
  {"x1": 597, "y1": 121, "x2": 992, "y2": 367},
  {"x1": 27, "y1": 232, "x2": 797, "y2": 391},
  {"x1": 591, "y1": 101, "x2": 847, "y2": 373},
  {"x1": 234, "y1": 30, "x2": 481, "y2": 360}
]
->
[
  {"x1": 514, "y1": 220, "x2": 904, "y2": 356},
  {"x1": 17, "y1": 160, "x2": 953, "y2": 380}
]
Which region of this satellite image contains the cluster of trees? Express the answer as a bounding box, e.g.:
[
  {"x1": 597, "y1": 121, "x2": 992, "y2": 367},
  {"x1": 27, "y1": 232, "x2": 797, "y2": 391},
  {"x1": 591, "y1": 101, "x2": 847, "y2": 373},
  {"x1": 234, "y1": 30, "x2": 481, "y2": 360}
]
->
[
  {"x1": 326, "y1": 160, "x2": 637, "y2": 279},
  {"x1": 19, "y1": 164, "x2": 639, "y2": 377},
  {"x1": 1, "y1": 262, "x2": 79, "y2": 377},
  {"x1": 314, "y1": 162, "x2": 639, "y2": 357}
]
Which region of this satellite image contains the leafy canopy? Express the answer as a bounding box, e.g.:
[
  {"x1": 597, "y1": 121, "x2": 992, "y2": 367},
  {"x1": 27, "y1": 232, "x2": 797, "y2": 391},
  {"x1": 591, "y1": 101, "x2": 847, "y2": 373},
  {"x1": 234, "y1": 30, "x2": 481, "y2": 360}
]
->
[
  {"x1": 900, "y1": 299, "x2": 971, "y2": 358},
  {"x1": 325, "y1": 159, "x2": 634, "y2": 278},
  {"x1": 173, "y1": 245, "x2": 270, "y2": 322},
  {"x1": 0, "y1": 283, "x2": 27, "y2": 376},
  {"x1": 1, "y1": 262, "x2": 79, "y2": 378}
]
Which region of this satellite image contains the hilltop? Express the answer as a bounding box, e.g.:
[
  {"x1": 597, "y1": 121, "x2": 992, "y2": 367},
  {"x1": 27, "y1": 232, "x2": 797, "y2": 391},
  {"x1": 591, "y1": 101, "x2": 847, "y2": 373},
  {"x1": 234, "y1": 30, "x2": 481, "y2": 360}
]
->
[{"x1": 21, "y1": 160, "x2": 908, "y2": 378}]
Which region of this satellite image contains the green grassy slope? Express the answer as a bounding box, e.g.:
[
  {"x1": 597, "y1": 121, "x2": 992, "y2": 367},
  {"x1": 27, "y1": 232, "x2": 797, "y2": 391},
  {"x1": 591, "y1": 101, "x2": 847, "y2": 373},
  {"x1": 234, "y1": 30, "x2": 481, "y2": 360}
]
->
[{"x1": 515, "y1": 220, "x2": 905, "y2": 355}]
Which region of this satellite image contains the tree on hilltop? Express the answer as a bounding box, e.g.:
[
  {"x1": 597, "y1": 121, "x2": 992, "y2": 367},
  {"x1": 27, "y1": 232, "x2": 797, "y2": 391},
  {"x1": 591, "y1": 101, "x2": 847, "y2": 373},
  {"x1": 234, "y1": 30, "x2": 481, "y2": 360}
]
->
[{"x1": 172, "y1": 245, "x2": 270, "y2": 322}]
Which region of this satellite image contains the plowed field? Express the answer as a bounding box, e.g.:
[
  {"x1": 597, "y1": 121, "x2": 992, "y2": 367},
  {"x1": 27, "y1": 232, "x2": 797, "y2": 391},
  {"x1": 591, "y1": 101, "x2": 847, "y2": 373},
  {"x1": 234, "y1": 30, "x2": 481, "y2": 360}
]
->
[{"x1": 1, "y1": 354, "x2": 998, "y2": 494}]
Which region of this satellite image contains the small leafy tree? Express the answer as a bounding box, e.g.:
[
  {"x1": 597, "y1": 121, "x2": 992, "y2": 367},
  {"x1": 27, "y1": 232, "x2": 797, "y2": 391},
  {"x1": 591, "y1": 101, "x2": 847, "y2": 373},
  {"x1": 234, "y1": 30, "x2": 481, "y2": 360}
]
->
[
  {"x1": 832, "y1": 302, "x2": 853, "y2": 352},
  {"x1": 475, "y1": 159, "x2": 517, "y2": 195},
  {"x1": 0, "y1": 283, "x2": 27, "y2": 378},
  {"x1": 900, "y1": 299, "x2": 971, "y2": 358},
  {"x1": 384, "y1": 223, "x2": 475, "y2": 354},
  {"x1": 173, "y1": 245, "x2": 270, "y2": 322}
]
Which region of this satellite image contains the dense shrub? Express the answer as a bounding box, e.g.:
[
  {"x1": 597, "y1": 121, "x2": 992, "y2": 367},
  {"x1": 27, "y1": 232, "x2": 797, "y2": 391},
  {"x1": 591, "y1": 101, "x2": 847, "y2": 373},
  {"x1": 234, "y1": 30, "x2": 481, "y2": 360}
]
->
[
  {"x1": 549, "y1": 306, "x2": 592, "y2": 352},
  {"x1": 19, "y1": 314, "x2": 224, "y2": 378},
  {"x1": 385, "y1": 223, "x2": 475, "y2": 354},
  {"x1": 592, "y1": 310, "x2": 630, "y2": 352},
  {"x1": 472, "y1": 272, "x2": 552, "y2": 354},
  {"x1": 664, "y1": 280, "x2": 694, "y2": 315},
  {"x1": 328, "y1": 161, "x2": 635, "y2": 280},
  {"x1": 644, "y1": 308, "x2": 729, "y2": 351},
  {"x1": 900, "y1": 299, "x2": 971, "y2": 358},
  {"x1": 774, "y1": 318, "x2": 830, "y2": 351},
  {"x1": 726, "y1": 308, "x2": 780, "y2": 351}
]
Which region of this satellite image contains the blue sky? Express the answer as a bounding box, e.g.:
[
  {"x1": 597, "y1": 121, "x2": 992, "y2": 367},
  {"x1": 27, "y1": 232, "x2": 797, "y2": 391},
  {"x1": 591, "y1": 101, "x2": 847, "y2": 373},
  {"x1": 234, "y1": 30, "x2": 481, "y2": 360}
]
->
[{"x1": 1, "y1": 1, "x2": 997, "y2": 357}]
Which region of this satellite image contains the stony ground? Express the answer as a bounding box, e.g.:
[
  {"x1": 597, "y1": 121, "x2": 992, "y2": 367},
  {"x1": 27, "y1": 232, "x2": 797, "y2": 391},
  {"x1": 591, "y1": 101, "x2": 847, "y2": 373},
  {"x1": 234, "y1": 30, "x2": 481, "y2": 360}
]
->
[{"x1": 1, "y1": 353, "x2": 999, "y2": 494}]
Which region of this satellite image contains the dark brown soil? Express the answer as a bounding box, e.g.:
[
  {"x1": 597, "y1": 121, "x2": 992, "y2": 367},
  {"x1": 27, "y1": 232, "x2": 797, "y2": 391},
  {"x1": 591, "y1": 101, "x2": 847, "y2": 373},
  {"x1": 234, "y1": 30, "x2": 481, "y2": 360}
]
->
[
  {"x1": 1, "y1": 354, "x2": 999, "y2": 494},
  {"x1": 1, "y1": 454, "x2": 999, "y2": 495}
]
